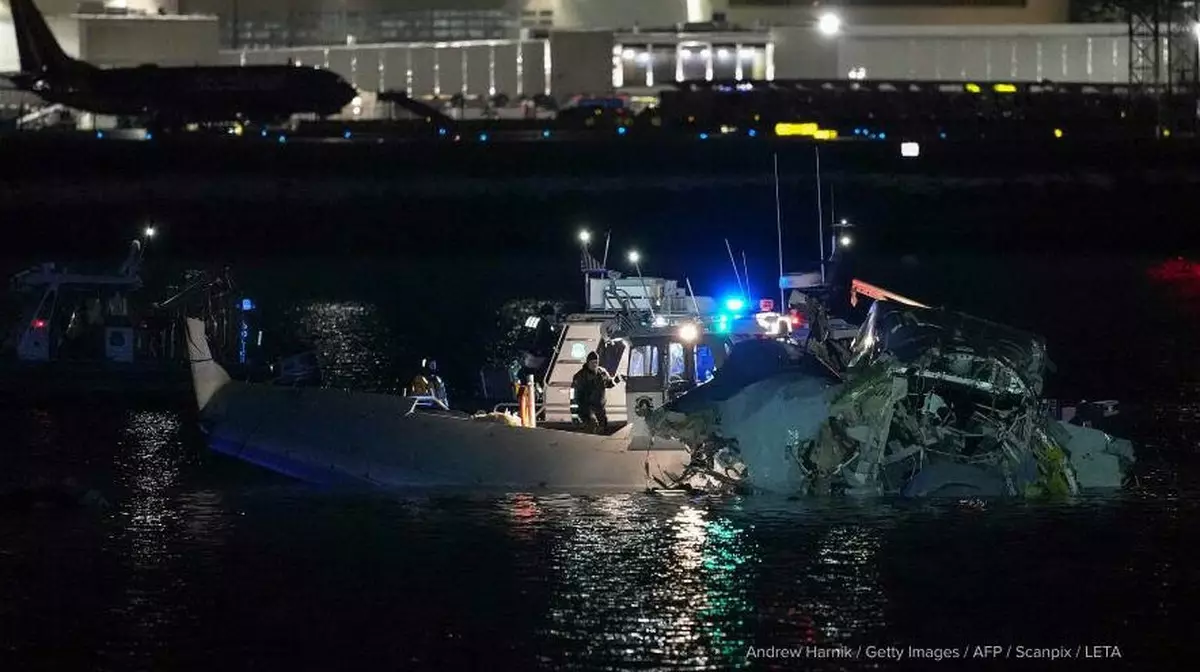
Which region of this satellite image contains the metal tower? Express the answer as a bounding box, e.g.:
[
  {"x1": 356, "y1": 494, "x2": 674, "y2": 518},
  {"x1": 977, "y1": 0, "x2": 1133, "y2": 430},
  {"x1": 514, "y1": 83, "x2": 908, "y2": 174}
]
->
[{"x1": 1123, "y1": 0, "x2": 1200, "y2": 130}]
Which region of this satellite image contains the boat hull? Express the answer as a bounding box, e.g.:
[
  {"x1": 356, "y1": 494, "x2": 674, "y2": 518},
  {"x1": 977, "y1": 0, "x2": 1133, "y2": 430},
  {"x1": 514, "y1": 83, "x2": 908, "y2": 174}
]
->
[{"x1": 201, "y1": 381, "x2": 691, "y2": 490}]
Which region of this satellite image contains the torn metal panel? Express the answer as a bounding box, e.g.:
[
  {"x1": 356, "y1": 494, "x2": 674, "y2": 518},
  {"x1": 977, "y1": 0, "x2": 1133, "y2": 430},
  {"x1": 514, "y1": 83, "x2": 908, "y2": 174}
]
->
[{"x1": 645, "y1": 287, "x2": 1134, "y2": 498}]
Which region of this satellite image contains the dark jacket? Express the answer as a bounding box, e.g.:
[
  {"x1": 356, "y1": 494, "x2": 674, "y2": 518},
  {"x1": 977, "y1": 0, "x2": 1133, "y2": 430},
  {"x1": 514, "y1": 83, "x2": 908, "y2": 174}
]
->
[{"x1": 572, "y1": 365, "x2": 615, "y2": 408}]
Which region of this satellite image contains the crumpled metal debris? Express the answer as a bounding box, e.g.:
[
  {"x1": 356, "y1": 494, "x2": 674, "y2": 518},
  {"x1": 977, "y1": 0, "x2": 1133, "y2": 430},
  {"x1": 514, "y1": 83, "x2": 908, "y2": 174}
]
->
[{"x1": 645, "y1": 299, "x2": 1136, "y2": 497}]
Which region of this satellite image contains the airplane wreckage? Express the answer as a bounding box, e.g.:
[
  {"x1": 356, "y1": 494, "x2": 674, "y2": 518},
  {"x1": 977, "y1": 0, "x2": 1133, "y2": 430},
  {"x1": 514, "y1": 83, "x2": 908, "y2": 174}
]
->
[{"x1": 643, "y1": 280, "x2": 1136, "y2": 498}]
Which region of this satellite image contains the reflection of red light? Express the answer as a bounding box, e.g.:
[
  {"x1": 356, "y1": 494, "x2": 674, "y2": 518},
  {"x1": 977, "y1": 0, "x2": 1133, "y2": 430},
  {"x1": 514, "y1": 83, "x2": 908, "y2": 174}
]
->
[{"x1": 31, "y1": 319, "x2": 46, "y2": 329}]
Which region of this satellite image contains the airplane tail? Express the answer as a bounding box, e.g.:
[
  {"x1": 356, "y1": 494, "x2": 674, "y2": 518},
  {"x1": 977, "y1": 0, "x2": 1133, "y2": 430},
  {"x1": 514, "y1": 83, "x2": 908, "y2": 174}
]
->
[
  {"x1": 185, "y1": 317, "x2": 233, "y2": 412},
  {"x1": 8, "y1": 0, "x2": 83, "y2": 75}
]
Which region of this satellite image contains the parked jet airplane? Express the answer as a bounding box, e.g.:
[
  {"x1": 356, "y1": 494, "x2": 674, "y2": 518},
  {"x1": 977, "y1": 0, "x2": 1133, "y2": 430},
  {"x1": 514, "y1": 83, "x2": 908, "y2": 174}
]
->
[{"x1": 3, "y1": 0, "x2": 357, "y2": 128}]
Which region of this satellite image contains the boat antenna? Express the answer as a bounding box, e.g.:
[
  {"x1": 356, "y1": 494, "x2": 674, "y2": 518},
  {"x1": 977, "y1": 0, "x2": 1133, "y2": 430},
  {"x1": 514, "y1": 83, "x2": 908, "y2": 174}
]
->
[
  {"x1": 601, "y1": 230, "x2": 611, "y2": 269},
  {"x1": 829, "y1": 184, "x2": 837, "y2": 262},
  {"x1": 725, "y1": 238, "x2": 744, "y2": 298},
  {"x1": 815, "y1": 145, "x2": 826, "y2": 284},
  {"x1": 741, "y1": 250, "x2": 753, "y2": 305},
  {"x1": 773, "y1": 151, "x2": 785, "y2": 309},
  {"x1": 685, "y1": 277, "x2": 701, "y2": 315}
]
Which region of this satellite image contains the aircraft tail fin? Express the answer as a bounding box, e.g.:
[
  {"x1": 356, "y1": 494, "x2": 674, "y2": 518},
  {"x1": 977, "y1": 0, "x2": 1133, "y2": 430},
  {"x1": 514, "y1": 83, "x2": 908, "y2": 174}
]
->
[
  {"x1": 8, "y1": 0, "x2": 80, "y2": 75},
  {"x1": 185, "y1": 317, "x2": 233, "y2": 412}
]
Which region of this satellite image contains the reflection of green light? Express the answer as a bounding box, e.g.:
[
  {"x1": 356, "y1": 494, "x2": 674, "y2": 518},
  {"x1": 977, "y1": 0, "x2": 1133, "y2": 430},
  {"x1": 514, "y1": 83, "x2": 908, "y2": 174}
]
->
[{"x1": 695, "y1": 517, "x2": 755, "y2": 662}]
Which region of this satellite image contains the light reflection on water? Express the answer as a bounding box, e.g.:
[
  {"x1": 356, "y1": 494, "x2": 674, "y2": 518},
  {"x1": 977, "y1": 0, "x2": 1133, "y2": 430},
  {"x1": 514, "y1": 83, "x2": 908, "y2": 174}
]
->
[
  {"x1": 291, "y1": 301, "x2": 401, "y2": 392},
  {"x1": 0, "y1": 401, "x2": 1196, "y2": 670}
]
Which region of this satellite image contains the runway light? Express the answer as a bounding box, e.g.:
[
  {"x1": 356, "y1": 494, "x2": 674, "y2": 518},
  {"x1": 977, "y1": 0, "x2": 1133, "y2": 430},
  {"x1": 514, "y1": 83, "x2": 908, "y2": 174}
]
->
[
  {"x1": 878, "y1": 132, "x2": 886, "y2": 140},
  {"x1": 679, "y1": 323, "x2": 699, "y2": 342},
  {"x1": 579, "y1": 230, "x2": 591, "y2": 244},
  {"x1": 438, "y1": 127, "x2": 447, "y2": 136},
  {"x1": 816, "y1": 12, "x2": 841, "y2": 36},
  {"x1": 542, "y1": 129, "x2": 551, "y2": 138},
  {"x1": 95, "y1": 131, "x2": 104, "y2": 139},
  {"x1": 699, "y1": 132, "x2": 709, "y2": 140},
  {"x1": 278, "y1": 134, "x2": 287, "y2": 143},
  {"x1": 724, "y1": 297, "x2": 745, "y2": 312},
  {"x1": 901, "y1": 141, "x2": 920, "y2": 157},
  {"x1": 479, "y1": 132, "x2": 489, "y2": 141},
  {"x1": 748, "y1": 129, "x2": 757, "y2": 137},
  {"x1": 1054, "y1": 128, "x2": 1064, "y2": 138},
  {"x1": 145, "y1": 131, "x2": 153, "y2": 140},
  {"x1": 994, "y1": 83, "x2": 1017, "y2": 93},
  {"x1": 617, "y1": 126, "x2": 626, "y2": 135},
  {"x1": 628, "y1": 250, "x2": 640, "y2": 264},
  {"x1": 343, "y1": 130, "x2": 352, "y2": 139}
]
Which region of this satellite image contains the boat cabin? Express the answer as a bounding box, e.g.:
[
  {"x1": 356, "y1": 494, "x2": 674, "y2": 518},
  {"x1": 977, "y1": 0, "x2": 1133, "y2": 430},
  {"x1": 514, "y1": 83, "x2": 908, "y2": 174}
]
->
[
  {"x1": 538, "y1": 314, "x2": 731, "y2": 433},
  {"x1": 8, "y1": 263, "x2": 149, "y2": 364}
]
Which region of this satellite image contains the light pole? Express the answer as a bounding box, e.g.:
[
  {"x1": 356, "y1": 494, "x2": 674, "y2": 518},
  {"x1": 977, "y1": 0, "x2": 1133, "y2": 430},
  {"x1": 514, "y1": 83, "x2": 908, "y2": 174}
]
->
[
  {"x1": 628, "y1": 249, "x2": 655, "y2": 319},
  {"x1": 579, "y1": 229, "x2": 591, "y2": 305}
]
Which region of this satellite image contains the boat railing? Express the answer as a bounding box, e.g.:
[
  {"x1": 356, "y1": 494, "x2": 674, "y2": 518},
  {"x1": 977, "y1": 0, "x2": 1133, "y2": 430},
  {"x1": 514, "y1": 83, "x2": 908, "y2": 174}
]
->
[{"x1": 405, "y1": 395, "x2": 450, "y2": 415}]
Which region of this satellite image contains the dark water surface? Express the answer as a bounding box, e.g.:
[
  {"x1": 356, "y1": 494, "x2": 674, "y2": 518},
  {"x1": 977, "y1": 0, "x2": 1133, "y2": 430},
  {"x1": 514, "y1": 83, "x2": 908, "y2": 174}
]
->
[{"x1": 2, "y1": 254, "x2": 1199, "y2": 670}]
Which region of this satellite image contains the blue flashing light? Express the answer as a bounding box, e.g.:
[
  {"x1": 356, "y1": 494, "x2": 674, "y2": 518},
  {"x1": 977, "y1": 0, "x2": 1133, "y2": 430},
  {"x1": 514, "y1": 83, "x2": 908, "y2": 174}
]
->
[
  {"x1": 144, "y1": 131, "x2": 153, "y2": 140},
  {"x1": 343, "y1": 130, "x2": 352, "y2": 139},
  {"x1": 699, "y1": 132, "x2": 709, "y2": 140},
  {"x1": 95, "y1": 131, "x2": 104, "y2": 139},
  {"x1": 878, "y1": 132, "x2": 887, "y2": 140},
  {"x1": 438, "y1": 127, "x2": 447, "y2": 136},
  {"x1": 240, "y1": 298, "x2": 256, "y2": 311},
  {"x1": 747, "y1": 129, "x2": 757, "y2": 137},
  {"x1": 714, "y1": 315, "x2": 730, "y2": 334},
  {"x1": 542, "y1": 129, "x2": 551, "y2": 138},
  {"x1": 723, "y1": 297, "x2": 745, "y2": 312},
  {"x1": 478, "y1": 132, "x2": 489, "y2": 142},
  {"x1": 617, "y1": 126, "x2": 626, "y2": 135},
  {"x1": 278, "y1": 134, "x2": 287, "y2": 143}
]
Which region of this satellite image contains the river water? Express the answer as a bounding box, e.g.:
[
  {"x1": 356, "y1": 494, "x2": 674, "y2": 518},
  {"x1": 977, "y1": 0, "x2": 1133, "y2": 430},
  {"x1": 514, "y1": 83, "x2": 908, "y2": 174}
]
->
[{"x1": 2, "y1": 254, "x2": 1197, "y2": 670}]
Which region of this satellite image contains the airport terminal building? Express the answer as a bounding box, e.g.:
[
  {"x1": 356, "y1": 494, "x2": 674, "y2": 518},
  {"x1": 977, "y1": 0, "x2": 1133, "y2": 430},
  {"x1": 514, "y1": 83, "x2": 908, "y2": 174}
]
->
[{"x1": 0, "y1": 0, "x2": 1172, "y2": 112}]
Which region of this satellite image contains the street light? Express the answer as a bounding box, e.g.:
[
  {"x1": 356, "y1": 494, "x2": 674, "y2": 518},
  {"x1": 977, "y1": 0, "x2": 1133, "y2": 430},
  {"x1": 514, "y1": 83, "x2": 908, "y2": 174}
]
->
[
  {"x1": 144, "y1": 226, "x2": 156, "y2": 238},
  {"x1": 816, "y1": 12, "x2": 841, "y2": 37},
  {"x1": 578, "y1": 229, "x2": 591, "y2": 244},
  {"x1": 839, "y1": 235, "x2": 852, "y2": 247}
]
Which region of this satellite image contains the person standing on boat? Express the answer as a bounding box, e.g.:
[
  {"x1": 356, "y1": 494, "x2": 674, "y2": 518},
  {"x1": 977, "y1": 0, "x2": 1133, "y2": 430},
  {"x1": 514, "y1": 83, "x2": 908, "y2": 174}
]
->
[
  {"x1": 409, "y1": 358, "x2": 449, "y2": 407},
  {"x1": 572, "y1": 351, "x2": 619, "y2": 434}
]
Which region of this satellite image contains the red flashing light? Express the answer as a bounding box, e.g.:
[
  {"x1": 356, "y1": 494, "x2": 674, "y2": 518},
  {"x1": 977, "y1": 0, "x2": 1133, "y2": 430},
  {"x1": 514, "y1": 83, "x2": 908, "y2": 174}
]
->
[
  {"x1": 759, "y1": 298, "x2": 775, "y2": 312},
  {"x1": 31, "y1": 319, "x2": 46, "y2": 329}
]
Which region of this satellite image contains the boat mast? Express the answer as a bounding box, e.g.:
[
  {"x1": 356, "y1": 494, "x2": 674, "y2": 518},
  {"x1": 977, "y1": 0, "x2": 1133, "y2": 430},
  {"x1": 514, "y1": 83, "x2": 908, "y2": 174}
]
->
[
  {"x1": 815, "y1": 146, "x2": 825, "y2": 284},
  {"x1": 773, "y1": 152, "x2": 785, "y2": 308},
  {"x1": 725, "y1": 238, "x2": 744, "y2": 298}
]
